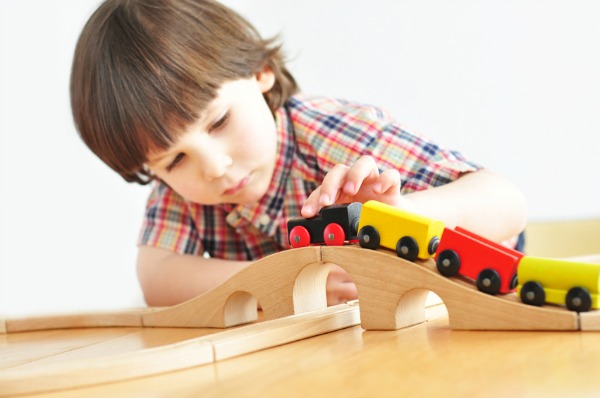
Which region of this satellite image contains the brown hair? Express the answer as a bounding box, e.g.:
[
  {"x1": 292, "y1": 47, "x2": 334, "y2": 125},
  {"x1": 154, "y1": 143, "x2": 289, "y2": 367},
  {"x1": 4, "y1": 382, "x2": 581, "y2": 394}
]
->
[{"x1": 70, "y1": 0, "x2": 298, "y2": 184}]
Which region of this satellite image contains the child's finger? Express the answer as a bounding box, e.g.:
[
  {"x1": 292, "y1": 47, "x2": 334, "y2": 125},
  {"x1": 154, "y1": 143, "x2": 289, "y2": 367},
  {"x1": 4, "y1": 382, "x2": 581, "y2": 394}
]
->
[
  {"x1": 326, "y1": 281, "x2": 358, "y2": 306},
  {"x1": 343, "y1": 156, "x2": 380, "y2": 195},
  {"x1": 301, "y1": 186, "x2": 322, "y2": 217},
  {"x1": 317, "y1": 164, "x2": 350, "y2": 206},
  {"x1": 373, "y1": 168, "x2": 401, "y2": 194}
]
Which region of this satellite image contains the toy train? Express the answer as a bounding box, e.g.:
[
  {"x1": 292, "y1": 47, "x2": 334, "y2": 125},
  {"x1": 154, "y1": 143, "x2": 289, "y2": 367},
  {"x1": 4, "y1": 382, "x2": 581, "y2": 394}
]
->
[
  {"x1": 288, "y1": 202, "x2": 363, "y2": 248},
  {"x1": 287, "y1": 200, "x2": 600, "y2": 312}
]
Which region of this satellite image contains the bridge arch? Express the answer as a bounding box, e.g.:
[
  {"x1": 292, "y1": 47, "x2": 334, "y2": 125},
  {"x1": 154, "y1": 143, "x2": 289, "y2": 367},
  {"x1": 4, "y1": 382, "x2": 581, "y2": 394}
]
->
[
  {"x1": 224, "y1": 291, "x2": 259, "y2": 326},
  {"x1": 143, "y1": 247, "x2": 327, "y2": 328},
  {"x1": 322, "y1": 246, "x2": 579, "y2": 331},
  {"x1": 292, "y1": 261, "x2": 331, "y2": 313}
]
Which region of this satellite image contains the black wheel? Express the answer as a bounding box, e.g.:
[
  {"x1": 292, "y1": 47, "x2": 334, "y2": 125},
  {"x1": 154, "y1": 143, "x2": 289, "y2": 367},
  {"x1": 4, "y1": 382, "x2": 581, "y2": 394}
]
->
[
  {"x1": 358, "y1": 226, "x2": 380, "y2": 250},
  {"x1": 350, "y1": 217, "x2": 360, "y2": 236},
  {"x1": 428, "y1": 236, "x2": 440, "y2": 255},
  {"x1": 509, "y1": 274, "x2": 518, "y2": 290},
  {"x1": 436, "y1": 250, "x2": 460, "y2": 277},
  {"x1": 520, "y1": 281, "x2": 545, "y2": 306},
  {"x1": 476, "y1": 269, "x2": 502, "y2": 295},
  {"x1": 396, "y1": 236, "x2": 419, "y2": 262},
  {"x1": 565, "y1": 287, "x2": 592, "y2": 312}
]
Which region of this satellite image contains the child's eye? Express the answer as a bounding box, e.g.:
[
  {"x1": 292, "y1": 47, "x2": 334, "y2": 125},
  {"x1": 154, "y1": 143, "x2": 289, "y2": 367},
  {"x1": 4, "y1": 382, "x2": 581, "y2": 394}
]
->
[
  {"x1": 209, "y1": 111, "x2": 230, "y2": 132},
  {"x1": 166, "y1": 153, "x2": 185, "y2": 172}
]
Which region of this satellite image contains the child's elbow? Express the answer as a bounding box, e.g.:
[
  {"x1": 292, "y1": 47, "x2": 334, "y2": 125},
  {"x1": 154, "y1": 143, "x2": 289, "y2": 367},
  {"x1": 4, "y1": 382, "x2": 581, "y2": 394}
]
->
[
  {"x1": 136, "y1": 246, "x2": 175, "y2": 307},
  {"x1": 498, "y1": 172, "x2": 528, "y2": 236},
  {"x1": 514, "y1": 189, "x2": 528, "y2": 233},
  {"x1": 137, "y1": 261, "x2": 162, "y2": 307},
  {"x1": 500, "y1": 172, "x2": 528, "y2": 234}
]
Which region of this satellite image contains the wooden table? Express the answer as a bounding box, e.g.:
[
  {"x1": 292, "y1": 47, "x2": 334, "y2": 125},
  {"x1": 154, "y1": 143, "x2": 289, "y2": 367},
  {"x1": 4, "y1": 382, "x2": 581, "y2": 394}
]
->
[{"x1": 3, "y1": 303, "x2": 600, "y2": 398}]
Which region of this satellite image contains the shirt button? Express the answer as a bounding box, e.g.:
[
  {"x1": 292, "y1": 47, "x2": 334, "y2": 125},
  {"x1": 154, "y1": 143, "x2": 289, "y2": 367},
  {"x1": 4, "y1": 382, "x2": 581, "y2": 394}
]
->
[{"x1": 259, "y1": 214, "x2": 270, "y2": 225}]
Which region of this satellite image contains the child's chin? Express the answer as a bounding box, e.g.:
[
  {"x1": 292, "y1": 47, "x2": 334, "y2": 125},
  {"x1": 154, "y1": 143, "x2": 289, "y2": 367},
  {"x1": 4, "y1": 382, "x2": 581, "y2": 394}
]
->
[
  {"x1": 237, "y1": 188, "x2": 268, "y2": 205},
  {"x1": 236, "y1": 194, "x2": 262, "y2": 206}
]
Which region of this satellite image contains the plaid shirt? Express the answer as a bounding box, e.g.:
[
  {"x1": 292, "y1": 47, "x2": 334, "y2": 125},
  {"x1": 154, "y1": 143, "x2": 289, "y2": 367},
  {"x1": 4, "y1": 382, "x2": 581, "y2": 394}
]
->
[{"x1": 138, "y1": 95, "x2": 480, "y2": 260}]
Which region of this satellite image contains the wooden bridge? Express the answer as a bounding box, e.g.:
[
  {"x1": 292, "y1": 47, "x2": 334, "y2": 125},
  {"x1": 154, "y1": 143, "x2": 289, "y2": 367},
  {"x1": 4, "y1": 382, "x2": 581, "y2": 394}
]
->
[
  {"x1": 138, "y1": 245, "x2": 600, "y2": 331},
  {"x1": 3, "y1": 245, "x2": 600, "y2": 334}
]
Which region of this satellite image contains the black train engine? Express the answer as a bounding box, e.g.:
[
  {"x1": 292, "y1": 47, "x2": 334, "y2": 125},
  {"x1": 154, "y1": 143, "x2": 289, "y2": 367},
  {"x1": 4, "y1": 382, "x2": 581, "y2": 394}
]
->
[{"x1": 287, "y1": 202, "x2": 363, "y2": 248}]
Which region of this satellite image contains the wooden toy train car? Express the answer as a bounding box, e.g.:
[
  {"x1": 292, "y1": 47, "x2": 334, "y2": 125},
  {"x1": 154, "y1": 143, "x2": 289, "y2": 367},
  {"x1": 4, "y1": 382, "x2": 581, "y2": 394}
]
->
[
  {"x1": 435, "y1": 226, "x2": 524, "y2": 295},
  {"x1": 287, "y1": 202, "x2": 363, "y2": 248},
  {"x1": 356, "y1": 200, "x2": 443, "y2": 261},
  {"x1": 517, "y1": 257, "x2": 600, "y2": 312}
]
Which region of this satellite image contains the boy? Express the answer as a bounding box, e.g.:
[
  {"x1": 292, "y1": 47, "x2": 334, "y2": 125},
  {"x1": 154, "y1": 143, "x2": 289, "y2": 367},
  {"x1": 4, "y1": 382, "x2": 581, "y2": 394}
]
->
[{"x1": 70, "y1": 0, "x2": 527, "y2": 307}]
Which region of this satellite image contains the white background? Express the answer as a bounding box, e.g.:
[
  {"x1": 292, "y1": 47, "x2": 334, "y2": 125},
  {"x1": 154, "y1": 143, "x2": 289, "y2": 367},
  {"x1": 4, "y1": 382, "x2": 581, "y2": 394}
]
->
[{"x1": 0, "y1": 0, "x2": 598, "y2": 316}]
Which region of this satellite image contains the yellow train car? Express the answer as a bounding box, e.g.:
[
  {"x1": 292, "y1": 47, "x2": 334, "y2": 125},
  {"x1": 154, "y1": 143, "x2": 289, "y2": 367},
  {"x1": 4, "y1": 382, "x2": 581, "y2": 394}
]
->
[
  {"x1": 356, "y1": 200, "x2": 444, "y2": 261},
  {"x1": 517, "y1": 256, "x2": 600, "y2": 312}
]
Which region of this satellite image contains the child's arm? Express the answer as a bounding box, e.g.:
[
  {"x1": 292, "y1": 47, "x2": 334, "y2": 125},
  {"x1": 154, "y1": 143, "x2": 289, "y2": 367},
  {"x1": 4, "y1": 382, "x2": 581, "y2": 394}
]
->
[
  {"x1": 136, "y1": 246, "x2": 251, "y2": 306},
  {"x1": 302, "y1": 155, "x2": 527, "y2": 243},
  {"x1": 398, "y1": 168, "x2": 527, "y2": 242}
]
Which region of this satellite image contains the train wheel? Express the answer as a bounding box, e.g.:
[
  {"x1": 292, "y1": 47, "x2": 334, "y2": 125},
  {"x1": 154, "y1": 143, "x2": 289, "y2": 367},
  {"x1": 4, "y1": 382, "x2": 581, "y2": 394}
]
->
[
  {"x1": 476, "y1": 269, "x2": 502, "y2": 295},
  {"x1": 358, "y1": 226, "x2": 380, "y2": 249},
  {"x1": 436, "y1": 250, "x2": 460, "y2": 276},
  {"x1": 289, "y1": 226, "x2": 311, "y2": 248},
  {"x1": 349, "y1": 217, "x2": 360, "y2": 237},
  {"x1": 520, "y1": 281, "x2": 545, "y2": 306},
  {"x1": 396, "y1": 236, "x2": 419, "y2": 262},
  {"x1": 428, "y1": 236, "x2": 440, "y2": 255},
  {"x1": 566, "y1": 287, "x2": 592, "y2": 312},
  {"x1": 509, "y1": 274, "x2": 518, "y2": 290},
  {"x1": 323, "y1": 223, "x2": 345, "y2": 246}
]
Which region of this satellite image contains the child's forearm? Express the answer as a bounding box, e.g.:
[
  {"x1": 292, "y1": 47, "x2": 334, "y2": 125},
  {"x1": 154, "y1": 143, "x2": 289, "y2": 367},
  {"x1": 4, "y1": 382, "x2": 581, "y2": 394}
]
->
[
  {"x1": 402, "y1": 169, "x2": 528, "y2": 242},
  {"x1": 137, "y1": 246, "x2": 251, "y2": 306}
]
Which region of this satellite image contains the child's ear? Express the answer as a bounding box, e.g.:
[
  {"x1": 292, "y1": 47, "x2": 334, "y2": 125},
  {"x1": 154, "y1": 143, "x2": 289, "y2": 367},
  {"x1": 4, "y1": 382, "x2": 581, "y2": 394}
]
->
[{"x1": 256, "y1": 67, "x2": 275, "y2": 93}]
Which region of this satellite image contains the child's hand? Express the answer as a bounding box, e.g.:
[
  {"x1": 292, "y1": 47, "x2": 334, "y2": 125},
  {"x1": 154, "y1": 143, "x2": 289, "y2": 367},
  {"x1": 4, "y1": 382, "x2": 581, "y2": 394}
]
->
[
  {"x1": 326, "y1": 264, "x2": 358, "y2": 306},
  {"x1": 302, "y1": 155, "x2": 403, "y2": 217}
]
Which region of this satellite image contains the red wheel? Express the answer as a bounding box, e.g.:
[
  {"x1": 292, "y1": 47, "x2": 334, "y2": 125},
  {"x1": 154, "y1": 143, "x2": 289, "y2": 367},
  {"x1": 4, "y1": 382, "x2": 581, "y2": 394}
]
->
[
  {"x1": 323, "y1": 223, "x2": 345, "y2": 246},
  {"x1": 289, "y1": 226, "x2": 311, "y2": 248}
]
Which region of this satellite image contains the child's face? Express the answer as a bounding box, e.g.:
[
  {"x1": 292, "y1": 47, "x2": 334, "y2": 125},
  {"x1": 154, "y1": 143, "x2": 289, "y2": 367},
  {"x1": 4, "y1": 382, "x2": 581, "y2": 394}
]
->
[{"x1": 145, "y1": 73, "x2": 277, "y2": 205}]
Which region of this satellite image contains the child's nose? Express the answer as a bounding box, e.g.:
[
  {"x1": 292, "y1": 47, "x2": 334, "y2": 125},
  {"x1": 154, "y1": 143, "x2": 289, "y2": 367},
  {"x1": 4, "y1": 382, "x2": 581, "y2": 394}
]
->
[{"x1": 199, "y1": 151, "x2": 233, "y2": 181}]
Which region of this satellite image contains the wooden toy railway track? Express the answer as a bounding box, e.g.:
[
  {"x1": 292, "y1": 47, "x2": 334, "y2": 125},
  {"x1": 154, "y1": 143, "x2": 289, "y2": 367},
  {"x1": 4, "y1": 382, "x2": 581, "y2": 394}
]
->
[
  {"x1": 0, "y1": 302, "x2": 363, "y2": 397},
  {"x1": 5, "y1": 245, "x2": 600, "y2": 335},
  {"x1": 4, "y1": 246, "x2": 597, "y2": 334},
  {"x1": 1, "y1": 245, "x2": 599, "y2": 396}
]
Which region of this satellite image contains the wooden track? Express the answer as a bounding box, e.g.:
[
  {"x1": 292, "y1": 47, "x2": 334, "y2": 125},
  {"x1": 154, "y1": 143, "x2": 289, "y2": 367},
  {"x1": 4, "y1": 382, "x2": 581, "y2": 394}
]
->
[
  {"x1": 3, "y1": 308, "x2": 159, "y2": 334},
  {"x1": 0, "y1": 303, "x2": 361, "y2": 397},
  {"x1": 123, "y1": 245, "x2": 600, "y2": 332},
  {"x1": 143, "y1": 247, "x2": 326, "y2": 328},
  {"x1": 322, "y1": 246, "x2": 588, "y2": 331},
  {"x1": 2, "y1": 245, "x2": 600, "y2": 334}
]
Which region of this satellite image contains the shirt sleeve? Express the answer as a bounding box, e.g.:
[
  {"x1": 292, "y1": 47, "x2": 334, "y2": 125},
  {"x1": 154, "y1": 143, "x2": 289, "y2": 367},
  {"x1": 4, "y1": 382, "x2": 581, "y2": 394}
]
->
[
  {"x1": 137, "y1": 181, "x2": 203, "y2": 255},
  {"x1": 299, "y1": 99, "x2": 481, "y2": 193},
  {"x1": 367, "y1": 109, "x2": 482, "y2": 193}
]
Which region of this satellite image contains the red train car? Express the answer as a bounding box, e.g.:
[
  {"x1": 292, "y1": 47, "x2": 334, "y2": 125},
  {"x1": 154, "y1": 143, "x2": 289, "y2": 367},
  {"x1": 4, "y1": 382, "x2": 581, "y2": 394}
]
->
[{"x1": 435, "y1": 226, "x2": 524, "y2": 295}]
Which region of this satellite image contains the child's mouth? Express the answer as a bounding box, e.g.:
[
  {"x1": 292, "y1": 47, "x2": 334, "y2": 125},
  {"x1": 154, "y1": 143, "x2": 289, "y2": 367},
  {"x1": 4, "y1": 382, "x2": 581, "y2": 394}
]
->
[{"x1": 223, "y1": 174, "x2": 251, "y2": 196}]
